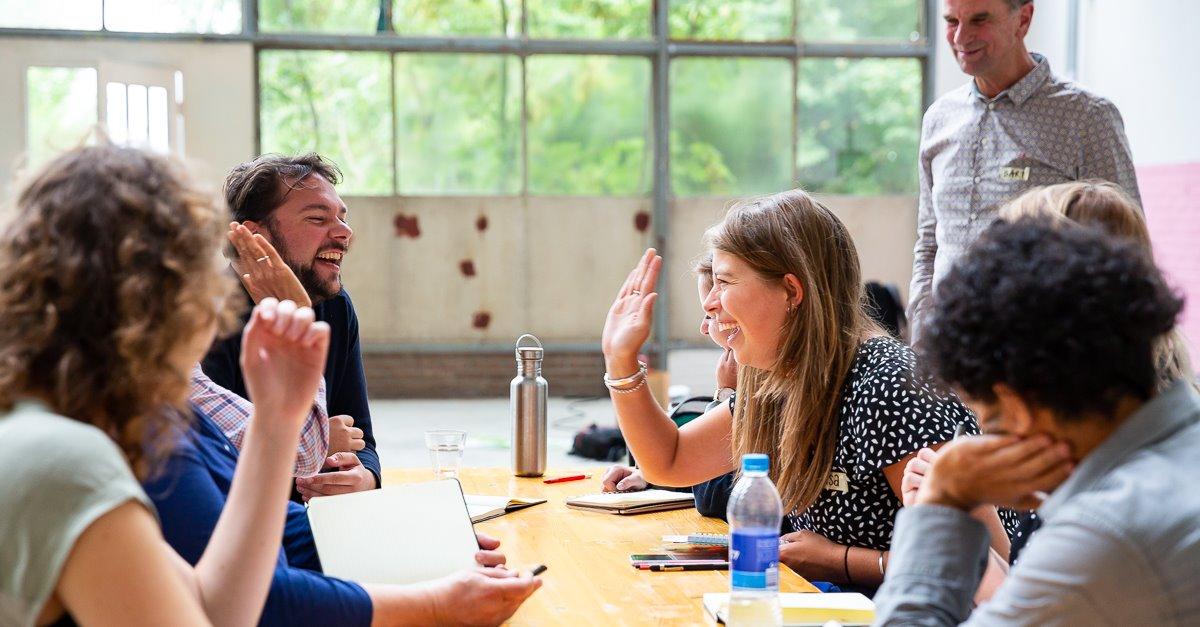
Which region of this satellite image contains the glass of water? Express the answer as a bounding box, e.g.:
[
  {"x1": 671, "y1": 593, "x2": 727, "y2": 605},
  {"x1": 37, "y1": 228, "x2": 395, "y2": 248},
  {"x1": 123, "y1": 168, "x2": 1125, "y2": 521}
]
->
[{"x1": 424, "y1": 430, "x2": 466, "y2": 479}]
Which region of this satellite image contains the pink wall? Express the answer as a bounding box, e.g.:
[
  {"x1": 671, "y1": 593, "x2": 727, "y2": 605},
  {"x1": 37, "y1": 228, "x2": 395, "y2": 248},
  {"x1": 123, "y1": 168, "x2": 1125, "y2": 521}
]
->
[{"x1": 1139, "y1": 162, "x2": 1200, "y2": 371}]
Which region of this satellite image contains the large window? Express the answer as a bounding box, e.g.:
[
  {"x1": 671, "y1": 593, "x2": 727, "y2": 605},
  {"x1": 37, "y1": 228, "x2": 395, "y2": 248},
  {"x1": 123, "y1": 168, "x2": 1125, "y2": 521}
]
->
[{"x1": 2, "y1": 0, "x2": 927, "y2": 197}]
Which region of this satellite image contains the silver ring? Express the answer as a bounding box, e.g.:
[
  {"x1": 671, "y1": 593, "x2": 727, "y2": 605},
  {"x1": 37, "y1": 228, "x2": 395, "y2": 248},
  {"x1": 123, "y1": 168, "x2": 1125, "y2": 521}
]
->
[
  {"x1": 631, "y1": 290, "x2": 641, "y2": 296},
  {"x1": 256, "y1": 255, "x2": 270, "y2": 263}
]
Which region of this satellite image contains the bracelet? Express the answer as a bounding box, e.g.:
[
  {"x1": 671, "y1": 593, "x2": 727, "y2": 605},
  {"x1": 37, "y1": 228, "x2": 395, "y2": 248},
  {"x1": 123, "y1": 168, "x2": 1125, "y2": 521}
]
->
[
  {"x1": 609, "y1": 377, "x2": 648, "y2": 394},
  {"x1": 604, "y1": 361, "x2": 647, "y2": 390},
  {"x1": 878, "y1": 551, "x2": 885, "y2": 576},
  {"x1": 843, "y1": 544, "x2": 854, "y2": 587}
]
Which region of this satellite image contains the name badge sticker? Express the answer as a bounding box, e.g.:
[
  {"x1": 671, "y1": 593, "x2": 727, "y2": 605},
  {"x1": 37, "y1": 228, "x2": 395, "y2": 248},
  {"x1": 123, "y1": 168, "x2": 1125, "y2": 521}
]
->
[
  {"x1": 825, "y1": 471, "x2": 850, "y2": 493},
  {"x1": 999, "y1": 166, "x2": 1031, "y2": 181}
]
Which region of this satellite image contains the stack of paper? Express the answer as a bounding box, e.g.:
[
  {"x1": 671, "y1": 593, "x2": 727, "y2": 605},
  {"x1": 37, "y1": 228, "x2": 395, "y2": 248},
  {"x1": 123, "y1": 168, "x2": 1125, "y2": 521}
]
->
[
  {"x1": 702, "y1": 592, "x2": 875, "y2": 626},
  {"x1": 565, "y1": 489, "x2": 695, "y2": 515}
]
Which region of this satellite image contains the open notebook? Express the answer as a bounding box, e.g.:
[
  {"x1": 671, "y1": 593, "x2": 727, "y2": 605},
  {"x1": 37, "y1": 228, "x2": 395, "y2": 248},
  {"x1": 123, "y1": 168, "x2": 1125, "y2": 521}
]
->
[
  {"x1": 565, "y1": 489, "x2": 695, "y2": 515},
  {"x1": 307, "y1": 480, "x2": 479, "y2": 585},
  {"x1": 464, "y1": 494, "x2": 546, "y2": 522},
  {"x1": 702, "y1": 592, "x2": 875, "y2": 626}
]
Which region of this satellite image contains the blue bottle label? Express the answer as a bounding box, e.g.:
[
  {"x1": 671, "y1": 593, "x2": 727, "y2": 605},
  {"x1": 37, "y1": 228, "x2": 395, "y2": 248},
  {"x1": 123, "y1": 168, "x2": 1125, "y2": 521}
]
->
[{"x1": 730, "y1": 528, "x2": 779, "y2": 590}]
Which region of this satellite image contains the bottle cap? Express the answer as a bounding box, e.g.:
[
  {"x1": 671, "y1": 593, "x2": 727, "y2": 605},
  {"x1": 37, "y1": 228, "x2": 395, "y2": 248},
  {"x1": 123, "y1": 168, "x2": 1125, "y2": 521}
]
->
[
  {"x1": 515, "y1": 334, "x2": 543, "y2": 361},
  {"x1": 741, "y1": 453, "x2": 769, "y2": 473}
]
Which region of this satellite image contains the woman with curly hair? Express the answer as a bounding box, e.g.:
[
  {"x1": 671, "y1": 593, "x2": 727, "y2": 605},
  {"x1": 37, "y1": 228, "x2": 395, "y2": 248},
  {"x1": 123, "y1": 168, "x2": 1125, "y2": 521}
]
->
[
  {"x1": 601, "y1": 189, "x2": 1004, "y2": 593},
  {"x1": 0, "y1": 143, "x2": 333, "y2": 626}
]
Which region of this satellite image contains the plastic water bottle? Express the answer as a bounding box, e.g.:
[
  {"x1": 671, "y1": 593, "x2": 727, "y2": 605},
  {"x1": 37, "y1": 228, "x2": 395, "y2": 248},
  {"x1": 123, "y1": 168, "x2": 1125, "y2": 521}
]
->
[{"x1": 727, "y1": 453, "x2": 783, "y2": 626}]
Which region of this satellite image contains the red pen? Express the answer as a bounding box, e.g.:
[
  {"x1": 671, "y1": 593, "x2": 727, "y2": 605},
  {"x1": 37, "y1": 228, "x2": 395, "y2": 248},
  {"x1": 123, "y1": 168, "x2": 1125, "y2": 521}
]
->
[{"x1": 543, "y1": 474, "x2": 591, "y2": 484}]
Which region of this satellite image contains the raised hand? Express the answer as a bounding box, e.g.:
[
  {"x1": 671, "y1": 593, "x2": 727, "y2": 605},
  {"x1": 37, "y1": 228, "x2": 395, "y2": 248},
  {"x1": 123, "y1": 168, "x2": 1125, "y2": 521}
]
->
[
  {"x1": 901, "y1": 446, "x2": 938, "y2": 507},
  {"x1": 229, "y1": 222, "x2": 311, "y2": 308},
  {"x1": 240, "y1": 298, "x2": 330, "y2": 432},
  {"x1": 602, "y1": 248, "x2": 662, "y2": 365}
]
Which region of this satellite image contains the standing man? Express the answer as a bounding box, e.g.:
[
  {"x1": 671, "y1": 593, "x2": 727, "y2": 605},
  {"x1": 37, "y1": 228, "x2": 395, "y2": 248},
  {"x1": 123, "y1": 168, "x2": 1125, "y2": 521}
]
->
[
  {"x1": 203, "y1": 154, "x2": 380, "y2": 496},
  {"x1": 908, "y1": 0, "x2": 1140, "y2": 341}
]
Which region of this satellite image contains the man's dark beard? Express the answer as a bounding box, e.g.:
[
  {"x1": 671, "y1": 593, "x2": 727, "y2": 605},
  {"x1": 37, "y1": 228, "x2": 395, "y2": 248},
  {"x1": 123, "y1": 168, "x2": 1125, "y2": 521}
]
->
[{"x1": 263, "y1": 224, "x2": 341, "y2": 304}]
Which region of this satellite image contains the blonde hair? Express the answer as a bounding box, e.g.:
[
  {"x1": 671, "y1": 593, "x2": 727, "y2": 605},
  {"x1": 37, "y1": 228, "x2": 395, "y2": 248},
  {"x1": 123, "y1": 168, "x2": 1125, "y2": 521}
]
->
[
  {"x1": 1001, "y1": 181, "x2": 1193, "y2": 390},
  {"x1": 0, "y1": 144, "x2": 243, "y2": 479},
  {"x1": 705, "y1": 189, "x2": 879, "y2": 513}
]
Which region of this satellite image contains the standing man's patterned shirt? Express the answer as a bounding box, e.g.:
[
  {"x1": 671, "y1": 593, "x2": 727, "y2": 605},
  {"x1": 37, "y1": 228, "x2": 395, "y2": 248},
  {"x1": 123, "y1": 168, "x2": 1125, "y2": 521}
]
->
[{"x1": 908, "y1": 54, "x2": 1140, "y2": 341}]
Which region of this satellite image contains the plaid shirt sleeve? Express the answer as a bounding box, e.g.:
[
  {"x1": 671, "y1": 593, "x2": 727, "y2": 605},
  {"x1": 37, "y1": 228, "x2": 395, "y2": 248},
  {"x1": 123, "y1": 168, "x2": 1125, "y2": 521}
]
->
[{"x1": 189, "y1": 365, "x2": 329, "y2": 477}]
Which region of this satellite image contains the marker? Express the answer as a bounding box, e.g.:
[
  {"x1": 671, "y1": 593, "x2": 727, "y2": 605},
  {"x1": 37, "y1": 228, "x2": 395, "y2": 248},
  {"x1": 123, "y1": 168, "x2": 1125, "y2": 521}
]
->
[
  {"x1": 953, "y1": 421, "x2": 970, "y2": 439},
  {"x1": 543, "y1": 474, "x2": 591, "y2": 484},
  {"x1": 530, "y1": 564, "x2": 548, "y2": 577}
]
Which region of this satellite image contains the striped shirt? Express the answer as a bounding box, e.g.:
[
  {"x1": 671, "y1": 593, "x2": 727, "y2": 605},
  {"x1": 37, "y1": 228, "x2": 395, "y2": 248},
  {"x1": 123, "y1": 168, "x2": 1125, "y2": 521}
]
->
[
  {"x1": 908, "y1": 54, "x2": 1140, "y2": 341},
  {"x1": 189, "y1": 365, "x2": 329, "y2": 477}
]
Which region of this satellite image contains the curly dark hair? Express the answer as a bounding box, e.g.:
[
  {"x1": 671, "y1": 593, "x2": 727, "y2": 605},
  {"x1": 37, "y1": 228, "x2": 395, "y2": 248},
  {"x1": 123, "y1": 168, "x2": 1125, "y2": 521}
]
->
[
  {"x1": 920, "y1": 217, "x2": 1184, "y2": 419},
  {"x1": 0, "y1": 143, "x2": 243, "y2": 478}
]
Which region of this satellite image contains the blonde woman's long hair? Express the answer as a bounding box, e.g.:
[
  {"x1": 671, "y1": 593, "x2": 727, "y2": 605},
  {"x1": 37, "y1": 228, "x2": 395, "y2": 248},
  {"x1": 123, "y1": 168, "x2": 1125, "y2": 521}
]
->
[
  {"x1": 706, "y1": 189, "x2": 879, "y2": 514},
  {"x1": 1001, "y1": 180, "x2": 1194, "y2": 390}
]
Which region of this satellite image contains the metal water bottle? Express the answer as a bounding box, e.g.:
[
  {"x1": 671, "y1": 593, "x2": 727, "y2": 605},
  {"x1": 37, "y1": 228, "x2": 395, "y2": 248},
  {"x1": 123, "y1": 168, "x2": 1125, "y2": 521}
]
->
[{"x1": 511, "y1": 334, "x2": 548, "y2": 477}]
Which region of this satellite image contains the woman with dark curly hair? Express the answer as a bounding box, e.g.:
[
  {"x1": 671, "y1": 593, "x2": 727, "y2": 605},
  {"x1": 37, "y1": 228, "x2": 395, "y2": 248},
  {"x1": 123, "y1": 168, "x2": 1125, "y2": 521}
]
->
[
  {"x1": 0, "y1": 143, "x2": 333, "y2": 626},
  {"x1": 875, "y1": 218, "x2": 1200, "y2": 625},
  {"x1": 601, "y1": 189, "x2": 1004, "y2": 593}
]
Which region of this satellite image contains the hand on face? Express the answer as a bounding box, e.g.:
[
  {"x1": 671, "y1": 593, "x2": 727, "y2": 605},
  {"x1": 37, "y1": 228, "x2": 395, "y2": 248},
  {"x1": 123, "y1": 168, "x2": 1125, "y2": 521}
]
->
[
  {"x1": 295, "y1": 452, "x2": 375, "y2": 500},
  {"x1": 328, "y1": 414, "x2": 365, "y2": 454},
  {"x1": 240, "y1": 298, "x2": 330, "y2": 434},
  {"x1": 602, "y1": 248, "x2": 661, "y2": 365},
  {"x1": 916, "y1": 434, "x2": 1074, "y2": 511},
  {"x1": 228, "y1": 222, "x2": 311, "y2": 308},
  {"x1": 600, "y1": 465, "x2": 647, "y2": 492},
  {"x1": 715, "y1": 347, "x2": 738, "y2": 390}
]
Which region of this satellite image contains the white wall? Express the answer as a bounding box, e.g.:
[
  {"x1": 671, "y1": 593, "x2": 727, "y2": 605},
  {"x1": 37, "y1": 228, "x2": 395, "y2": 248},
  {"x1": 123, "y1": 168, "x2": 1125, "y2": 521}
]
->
[
  {"x1": 1077, "y1": 0, "x2": 1200, "y2": 166},
  {"x1": 0, "y1": 37, "x2": 255, "y2": 195}
]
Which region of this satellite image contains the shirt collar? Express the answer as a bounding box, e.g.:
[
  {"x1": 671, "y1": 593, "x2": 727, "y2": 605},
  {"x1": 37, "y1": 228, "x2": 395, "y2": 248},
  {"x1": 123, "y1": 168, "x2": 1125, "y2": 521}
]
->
[
  {"x1": 1039, "y1": 380, "x2": 1200, "y2": 519},
  {"x1": 969, "y1": 52, "x2": 1051, "y2": 107}
]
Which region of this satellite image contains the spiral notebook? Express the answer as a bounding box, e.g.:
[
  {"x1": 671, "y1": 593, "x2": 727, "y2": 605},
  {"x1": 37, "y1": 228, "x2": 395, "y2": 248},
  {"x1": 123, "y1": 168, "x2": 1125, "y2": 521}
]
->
[{"x1": 565, "y1": 489, "x2": 695, "y2": 515}]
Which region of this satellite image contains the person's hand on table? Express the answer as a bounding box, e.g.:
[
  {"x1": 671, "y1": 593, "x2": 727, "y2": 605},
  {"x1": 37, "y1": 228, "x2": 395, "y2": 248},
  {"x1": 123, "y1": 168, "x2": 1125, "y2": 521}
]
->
[
  {"x1": 778, "y1": 530, "x2": 845, "y2": 583},
  {"x1": 327, "y1": 414, "x2": 365, "y2": 454},
  {"x1": 229, "y1": 221, "x2": 311, "y2": 308},
  {"x1": 916, "y1": 434, "x2": 1074, "y2": 512},
  {"x1": 601, "y1": 465, "x2": 647, "y2": 492},
  {"x1": 474, "y1": 533, "x2": 507, "y2": 569},
  {"x1": 425, "y1": 566, "x2": 542, "y2": 626},
  {"x1": 295, "y1": 452, "x2": 375, "y2": 501}
]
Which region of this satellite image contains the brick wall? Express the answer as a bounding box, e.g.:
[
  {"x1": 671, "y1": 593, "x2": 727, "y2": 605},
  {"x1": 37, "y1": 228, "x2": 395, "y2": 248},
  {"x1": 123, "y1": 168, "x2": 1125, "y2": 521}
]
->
[{"x1": 363, "y1": 351, "x2": 608, "y2": 399}]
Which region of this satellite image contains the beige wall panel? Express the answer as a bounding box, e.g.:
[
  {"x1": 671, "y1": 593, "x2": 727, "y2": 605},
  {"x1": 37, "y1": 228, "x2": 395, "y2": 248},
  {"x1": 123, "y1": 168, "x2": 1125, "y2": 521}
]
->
[
  {"x1": 338, "y1": 196, "x2": 397, "y2": 341},
  {"x1": 818, "y1": 194, "x2": 918, "y2": 301},
  {"x1": 0, "y1": 38, "x2": 254, "y2": 195},
  {"x1": 666, "y1": 197, "x2": 736, "y2": 344},
  {"x1": 525, "y1": 197, "x2": 652, "y2": 342},
  {"x1": 341, "y1": 196, "x2": 527, "y2": 344}
]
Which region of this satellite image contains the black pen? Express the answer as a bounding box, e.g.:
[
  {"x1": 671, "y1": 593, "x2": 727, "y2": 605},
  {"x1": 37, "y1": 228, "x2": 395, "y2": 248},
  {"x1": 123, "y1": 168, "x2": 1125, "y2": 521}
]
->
[
  {"x1": 529, "y1": 564, "x2": 548, "y2": 577},
  {"x1": 954, "y1": 421, "x2": 969, "y2": 439},
  {"x1": 641, "y1": 563, "x2": 728, "y2": 572}
]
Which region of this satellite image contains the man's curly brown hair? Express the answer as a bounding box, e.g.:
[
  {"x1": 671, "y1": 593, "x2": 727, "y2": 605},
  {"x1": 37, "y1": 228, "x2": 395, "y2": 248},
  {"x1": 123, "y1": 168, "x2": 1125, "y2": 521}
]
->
[{"x1": 0, "y1": 144, "x2": 244, "y2": 479}]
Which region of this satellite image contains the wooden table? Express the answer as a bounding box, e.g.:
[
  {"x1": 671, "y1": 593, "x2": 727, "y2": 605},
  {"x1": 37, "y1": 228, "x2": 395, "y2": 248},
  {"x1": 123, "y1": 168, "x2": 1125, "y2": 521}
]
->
[{"x1": 383, "y1": 467, "x2": 818, "y2": 626}]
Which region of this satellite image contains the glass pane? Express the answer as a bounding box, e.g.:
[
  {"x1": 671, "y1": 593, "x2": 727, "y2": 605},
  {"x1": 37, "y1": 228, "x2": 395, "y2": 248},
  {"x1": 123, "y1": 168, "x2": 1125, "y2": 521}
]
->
[
  {"x1": 259, "y1": 50, "x2": 393, "y2": 195},
  {"x1": 259, "y1": 0, "x2": 380, "y2": 33},
  {"x1": 105, "y1": 0, "x2": 241, "y2": 33},
  {"x1": 671, "y1": 58, "x2": 792, "y2": 196},
  {"x1": 526, "y1": 55, "x2": 651, "y2": 196},
  {"x1": 127, "y1": 84, "x2": 149, "y2": 146},
  {"x1": 798, "y1": 0, "x2": 921, "y2": 42},
  {"x1": 394, "y1": 54, "x2": 520, "y2": 195},
  {"x1": 148, "y1": 85, "x2": 170, "y2": 153},
  {"x1": 393, "y1": 0, "x2": 518, "y2": 36},
  {"x1": 527, "y1": 0, "x2": 650, "y2": 39},
  {"x1": 0, "y1": 0, "x2": 101, "y2": 29},
  {"x1": 106, "y1": 82, "x2": 129, "y2": 144},
  {"x1": 669, "y1": 0, "x2": 791, "y2": 41},
  {"x1": 26, "y1": 67, "x2": 98, "y2": 169},
  {"x1": 797, "y1": 58, "x2": 920, "y2": 194}
]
